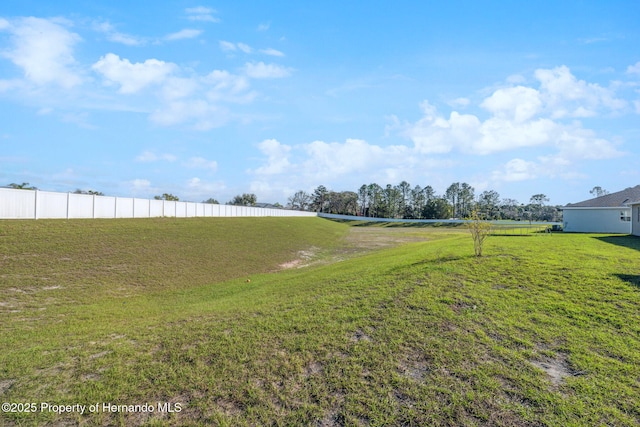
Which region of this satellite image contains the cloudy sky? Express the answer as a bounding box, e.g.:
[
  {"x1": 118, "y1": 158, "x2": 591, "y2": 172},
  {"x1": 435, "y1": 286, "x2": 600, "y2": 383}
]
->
[{"x1": 1, "y1": 1, "x2": 639, "y2": 206}]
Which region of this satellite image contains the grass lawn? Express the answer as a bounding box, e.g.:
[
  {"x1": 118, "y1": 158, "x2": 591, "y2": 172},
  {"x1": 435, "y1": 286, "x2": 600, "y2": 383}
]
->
[{"x1": 0, "y1": 217, "x2": 639, "y2": 426}]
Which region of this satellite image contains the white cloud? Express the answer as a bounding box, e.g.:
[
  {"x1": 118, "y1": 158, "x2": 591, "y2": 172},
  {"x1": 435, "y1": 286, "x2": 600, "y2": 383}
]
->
[
  {"x1": 491, "y1": 158, "x2": 538, "y2": 182},
  {"x1": 135, "y1": 151, "x2": 177, "y2": 162},
  {"x1": 252, "y1": 139, "x2": 291, "y2": 175},
  {"x1": 626, "y1": 62, "x2": 640, "y2": 74},
  {"x1": 149, "y1": 100, "x2": 230, "y2": 130},
  {"x1": 243, "y1": 61, "x2": 292, "y2": 79},
  {"x1": 185, "y1": 177, "x2": 226, "y2": 200},
  {"x1": 219, "y1": 41, "x2": 253, "y2": 54},
  {"x1": 219, "y1": 40, "x2": 237, "y2": 52},
  {"x1": 250, "y1": 138, "x2": 413, "y2": 187},
  {"x1": 203, "y1": 70, "x2": 254, "y2": 103},
  {"x1": 160, "y1": 76, "x2": 199, "y2": 100},
  {"x1": 93, "y1": 21, "x2": 145, "y2": 46},
  {"x1": 92, "y1": 53, "x2": 177, "y2": 94},
  {"x1": 260, "y1": 48, "x2": 285, "y2": 57},
  {"x1": 448, "y1": 97, "x2": 470, "y2": 108},
  {"x1": 480, "y1": 86, "x2": 542, "y2": 122},
  {"x1": 185, "y1": 7, "x2": 220, "y2": 23},
  {"x1": 401, "y1": 66, "x2": 624, "y2": 158},
  {"x1": 184, "y1": 157, "x2": 218, "y2": 172},
  {"x1": 165, "y1": 29, "x2": 202, "y2": 41},
  {"x1": 555, "y1": 126, "x2": 623, "y2": 160},
  {"x1": 130, "y1": 178, "x2": 152, "y2": 191},
  {"x1": 534, "y1": 65, "x2": 626, "y2": 118},
  {"x1": 477, "y1": 117, "x2": 557, "y2": 154},
  {"x1": 220, "y1": 42, "x2": 285, "y2": 58},
  {"x1": 257, "y1": 23, "x2": 270, "y2": 32},
  {"x1": 404, "y1": 101, "x2": 480, "y2": 154},
  {"x1": 0, "y1": 17, "x2": 83, "y2": 88},
  {"x1": 237, "y1": 43, "x2": 252, "y2": 54}
]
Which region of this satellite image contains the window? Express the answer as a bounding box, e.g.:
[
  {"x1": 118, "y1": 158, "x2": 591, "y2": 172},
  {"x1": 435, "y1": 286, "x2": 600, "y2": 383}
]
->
[{"x1": 621, "y1": 210, "x2": 631, "y2": 222}]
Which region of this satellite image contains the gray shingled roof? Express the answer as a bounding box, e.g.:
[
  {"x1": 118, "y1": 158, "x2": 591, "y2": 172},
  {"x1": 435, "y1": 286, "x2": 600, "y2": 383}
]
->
[{"x1": 565, "y1": 185, "x2": 640, "y2": 208}]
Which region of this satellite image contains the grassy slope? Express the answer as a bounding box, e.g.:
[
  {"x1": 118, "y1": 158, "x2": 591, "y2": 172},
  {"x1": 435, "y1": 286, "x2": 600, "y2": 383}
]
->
[{"x1": 1, "y1": 219, "x2": 639, "y2": 426}]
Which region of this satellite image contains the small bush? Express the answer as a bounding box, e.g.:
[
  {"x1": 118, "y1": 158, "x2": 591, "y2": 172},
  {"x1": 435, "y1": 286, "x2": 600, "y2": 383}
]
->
[{"x1": 467, "y1": 210, "x2": 492, "y2": 257}]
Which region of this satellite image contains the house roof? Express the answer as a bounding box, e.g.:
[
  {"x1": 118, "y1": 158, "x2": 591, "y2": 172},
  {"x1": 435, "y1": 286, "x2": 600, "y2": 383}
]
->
[{"x1": 565, "y1": 185, "x2": 640, "y2": 208}]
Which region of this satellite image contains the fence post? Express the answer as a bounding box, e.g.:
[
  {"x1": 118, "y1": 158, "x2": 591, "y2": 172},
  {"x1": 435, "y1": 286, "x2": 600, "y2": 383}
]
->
[
  {"x1": 67, "y1": 192, "x2": 71, "y2": 220},
  {"x1": 34, "y1": 189, "x2": 38, "y2": 220}
]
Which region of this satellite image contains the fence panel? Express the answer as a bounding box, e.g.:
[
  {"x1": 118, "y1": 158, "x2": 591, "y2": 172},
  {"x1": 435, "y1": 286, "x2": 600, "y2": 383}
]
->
[
  {"x1": 95, "y1": 196, "x2": 116, "y2": 218},
  {"x1": 68, "y1": 193, "x2": 94, "y2": 219},
  {"x1": 0, "y1": 188, "x2": 35, "y2": 219},
  {"x1": 115, "y1": 197, "x2": 134, "y2": 218},
  {"x1": 133, "y1": 198, "x2": 150, "y2": 218},
  {"x1": 149, "y1": 199, "x2": 164, "y2": 217},
  {"x1": 37, "y1": 191, "x2": 69, "y2": 219}
]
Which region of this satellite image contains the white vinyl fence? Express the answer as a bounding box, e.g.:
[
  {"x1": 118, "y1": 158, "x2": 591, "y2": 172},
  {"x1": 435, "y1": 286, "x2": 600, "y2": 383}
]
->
[{"x1": 0, "y1": 188, "x2": 316, "y2": 219}]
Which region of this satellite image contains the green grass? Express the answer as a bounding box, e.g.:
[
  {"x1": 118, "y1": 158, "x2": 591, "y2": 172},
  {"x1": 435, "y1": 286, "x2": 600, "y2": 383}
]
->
[{"x1": 1, "y1": 218, "x2": 639, "y2": 426}]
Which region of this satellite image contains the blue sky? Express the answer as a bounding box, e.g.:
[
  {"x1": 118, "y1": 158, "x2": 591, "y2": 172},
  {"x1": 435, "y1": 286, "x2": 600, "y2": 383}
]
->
[{"x1": 1, "y1": 1, "x2": 639, "y2": 206}]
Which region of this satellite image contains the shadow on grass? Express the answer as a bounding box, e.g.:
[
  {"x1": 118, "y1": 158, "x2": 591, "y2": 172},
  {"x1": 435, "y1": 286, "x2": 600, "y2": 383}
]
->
[
  {"x1": 615, "y1": 274, "x2": 640, "y2": 289},
  {"x1": 324, "y1": 218, "x2": 466, "y2": 228},
  {"x1": 594, "y1": 235, "x2": 640, "y2": 252},
  {"x1": 410, "y1": 254, "x2": 468, "y2": 267}
]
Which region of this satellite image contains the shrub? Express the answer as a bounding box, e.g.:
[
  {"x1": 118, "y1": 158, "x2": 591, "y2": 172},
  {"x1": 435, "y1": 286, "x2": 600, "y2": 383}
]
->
[{"x1": 467, "y1": 210, "x2": 492, "y2": 257}]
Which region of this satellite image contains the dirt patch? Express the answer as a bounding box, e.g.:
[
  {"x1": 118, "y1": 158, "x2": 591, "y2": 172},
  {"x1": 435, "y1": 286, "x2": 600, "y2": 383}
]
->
[
  {"x1": 0, "y1": 379, "x2": 16, "y2": 395},
  {"x1": 531, "y1": 353, "x2": 584, "y2": 388},
  {"x1": 304, "y1": 361, "x2": 324, "y2": 377},
  {"x1": 344, "y1": 227, "x2": 429, "y2": 251},
  {"x1": 398, "y1": 359, "x2": 430, "y2": 382},
  {"x1": 351, "y1": 329, "x2": 372, "y2": 343},
  {"x1": 279, "y1": 248, "x2": 317, "y2": 269},
  {"x1": 89, "y1": 350, "x2": 110, "y2": 360}
]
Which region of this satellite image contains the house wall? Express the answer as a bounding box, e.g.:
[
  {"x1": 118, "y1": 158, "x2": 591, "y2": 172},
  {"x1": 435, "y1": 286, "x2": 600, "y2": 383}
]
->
[
  {"x1": 562, "y1": 207, "x2": 631, "y2": 234},
  {"x1": 631, "y1": 204, "x2": 640, "y2": 236}
]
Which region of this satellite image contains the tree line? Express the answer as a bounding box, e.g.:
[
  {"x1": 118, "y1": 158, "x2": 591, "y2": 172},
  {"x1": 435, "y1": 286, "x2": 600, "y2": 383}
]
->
[{"x1": 287, "y1": 182, "x2": 563, "y2": 222}]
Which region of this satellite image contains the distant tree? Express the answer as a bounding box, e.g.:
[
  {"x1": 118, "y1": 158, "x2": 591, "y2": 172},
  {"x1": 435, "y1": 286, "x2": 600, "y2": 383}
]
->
[
  {"x1": 382, "y1": 184, "x2": 402, "y2": 218},
  {"x1": 529, "y1": 194, "x2": 549, "y2": 206},
  {"x1": 228, "y1": 193, "x2": 257, "y2": 206},
  {"x1": 590, "y1": 186, "x2": 609, "y2": 198},
  {"x1": 500, "y1": 198, "x2": 520, "y2": 221},
  {"x1": 445, "y1": 182, "x2": 475, "y2": 218},
  {"x1": 528, "y1": 194, "x2": 550, "y2": 221},
  {"x1": 288, "y1": 190, "x2": 311, "y2": 211},
  {"x1": 358, "y1": 185, "x2": 368, "y2": 216},
  {"x1": 397, "y1": 180, "x2": 411, "y2": 218},
  {"x1": 459, "y1": 183, "x2": 476, "y2": 218},
  {"x1": 311, "y1": 185, "x2": 329, "y2": 212},
  {"x1": 366, "y1": 183, "x2": 384, "y2": 217},
  {"x1": 410, "y1": 185, "x2": 426, "y2": 219},
  {"x1": 154, "y1": 193, "x2": 179, "y2": 201},
  {"x1": 8, "y1": 182, "x2": 37, "y2": 190},
  {"x1": 202, "y1": 198, "x2": 219, "y2": 204},
  {"x1": 74, "y1": 189, "x2": 104, "y2": 196},
  {"x1": 477, "y1": 190, "x2": 500, "y2": 219},
  {"x1": 445, "y1": 182, "x2": 461, "y2": 217},
  {"x1": 423, "y1": 197, "x2": 452, "y2": 219},
  {"x1": 326, "y1": 191, "x2": 358, "y2": 215}
]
